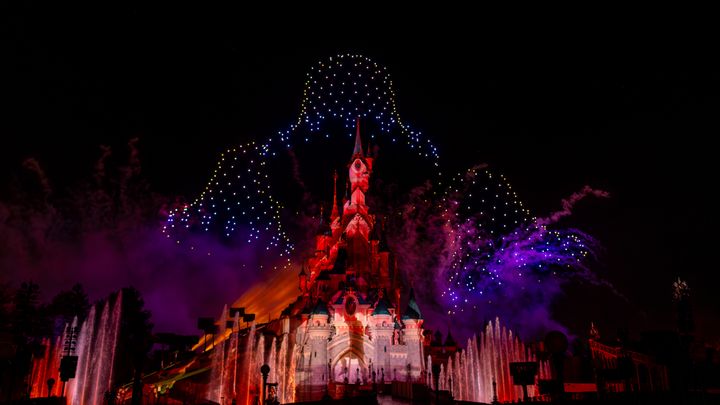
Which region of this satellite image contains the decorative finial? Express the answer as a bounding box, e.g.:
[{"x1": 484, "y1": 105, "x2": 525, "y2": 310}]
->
[{"x1": 352, "y1": 117, "x2": 364, "y2": 158}]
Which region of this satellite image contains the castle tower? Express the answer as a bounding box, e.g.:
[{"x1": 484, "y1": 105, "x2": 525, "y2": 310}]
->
[
  {"x1": 342, "y1": 118, "x2": 374, "y2": 283},
  {"x1": 402, "y1": 288, "x2": 424, "y2": 380},
  {"x1": 306, "y1": 300, "x2": 332, "y2": 397},
  {"x1": 289, "y1": 119, "x2": 425, "y2": 400},
  {"x1": 370, "y1": 295, "x2": 394, "y2": 382}
]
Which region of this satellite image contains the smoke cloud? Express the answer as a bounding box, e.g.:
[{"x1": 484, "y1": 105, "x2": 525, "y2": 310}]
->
[
  {"x1": 386, "y1": 166, "x2": 613, "y2": 341},
  {"x1": 1, "y1": 139, "x2": 614, "y2": 343},
  {"x1": 0, "y1": 140, "x2": 283, "y2": 335}
]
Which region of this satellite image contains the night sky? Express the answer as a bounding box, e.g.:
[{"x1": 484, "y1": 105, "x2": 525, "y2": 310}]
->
[{"x1": 2, "y1": 6, "x2": 718, "y2": 340}]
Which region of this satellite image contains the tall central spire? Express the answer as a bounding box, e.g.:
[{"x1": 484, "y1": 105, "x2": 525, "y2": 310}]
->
[{"x1": 352, "y1": 117, "x2": 364, "y2": 158}]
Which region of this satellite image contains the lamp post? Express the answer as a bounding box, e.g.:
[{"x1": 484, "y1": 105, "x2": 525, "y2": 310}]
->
[
  {"x1": 46, "y1": 378, "x2": 55, "y2": 398},
  {"x1": 260, "y1": 364, "x2": 270, "y2": 403},
  {"x1": 492, "y1": 378, "x2": 499, "y2": 405}
]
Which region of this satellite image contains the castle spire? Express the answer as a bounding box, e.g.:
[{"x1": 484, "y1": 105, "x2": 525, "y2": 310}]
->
[
  {"x1": 444, "y1": 325, "x2": 456, "y2": 347},
  {"x1": 315, "y1": 205, "x2": 331, "y2": 236},
  {"x1": 330, "y1": 170, "x2": 339, "y2": 221},
  {"x1": 352, "y1": 117, "x2": 364, "y2": 158},
  {"x1": 589, "y1": 321, "x2": 600, "y2": 340},
  {"x1": 298, "y1": 262, "x2": 308, "y2": 294},
  {"x1": 402, "y1": 288, "x2": 422, "y2": 320}
]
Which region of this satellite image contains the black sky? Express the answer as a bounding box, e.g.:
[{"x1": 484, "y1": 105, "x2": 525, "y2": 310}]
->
[{"x1": 2, "y1": 5, "x2": 719, "y2": 339}]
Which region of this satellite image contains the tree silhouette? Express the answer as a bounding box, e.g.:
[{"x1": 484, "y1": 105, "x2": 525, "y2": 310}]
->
[
  {"x1": 2, "y1": 281, "x2": 51, "y2": 399},
  {"x1": 12, "y1": 282, "x2": 42, "y2": 341},
  {"x1": 48, "y1": 283, "x2": 90, "y2": 330},
  {"x1": 114, "y1": 287, "x2": 153, "y2": 405}
]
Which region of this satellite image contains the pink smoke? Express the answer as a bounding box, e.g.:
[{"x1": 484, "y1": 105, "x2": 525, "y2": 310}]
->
[
  {"x1": 386, "y1": 166, "x2": 614, "y2": 340},
  {"x1": 537, "y1": 185, "x2": 610, "y2": 226},
  {"x1": 0, "y1": 140, "x2": 284, "y2": 334}
]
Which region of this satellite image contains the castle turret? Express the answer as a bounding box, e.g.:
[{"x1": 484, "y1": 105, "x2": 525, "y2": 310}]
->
[
  {"x1": 342, "y1": 119, "x2": 373, "y2": 281},
  {"x1": 402, "y1": 288, "x2": 422, "y2": 321},
  {"x1": 402, "y1": 288, "x2": 424, "y2": 381},
  {"x1": 315, "y1": 207, "x2": 332, "y2": 255},
  {"x1": 444, "y1": 328, "x2": 457, "y2": 348},
  {"x1": 444, "y1": 327, "x2": 458, "y2": 355},
  {"x1": 306, "y1": 299, "x2": 332, "y2": 397},
  {"x1": 311, "y1": 299, "x2": 330, "y2": 324},
  {"x1": 371, "y1": 296, "x2": 394, "y2": 377}
]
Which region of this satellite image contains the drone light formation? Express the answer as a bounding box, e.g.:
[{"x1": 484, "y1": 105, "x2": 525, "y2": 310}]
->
[{"x1": 162, "y1": 54, "x2": 608, "y2": 326}]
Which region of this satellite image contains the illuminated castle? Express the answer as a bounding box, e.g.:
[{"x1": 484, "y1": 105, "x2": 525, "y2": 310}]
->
[
  {"x1": 152, "y1": 54, "x2": 558, "y2": 404},
  {"x1": 289, "y1": 118, "x2": 425, "y2": 400}
]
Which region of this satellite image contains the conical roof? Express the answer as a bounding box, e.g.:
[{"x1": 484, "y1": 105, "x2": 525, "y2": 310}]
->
[
  {"x1": 372, "y1": 297, "x2": 391, "y2": 316},
  {"x1": 331, "y1": 248, "x2": 348, "y2": 274},
  {"x1": 402, "y1": 288, "x2": 422, "y2": 320},
  {"x1": 312, "y1": 299, "x2": 329, "y2": 316},
  {"x1": 315, "y1": 211, "x2": 331, "y2": 236},
  {"x1": 444, "y1": 329, "x2": 456, "y2": 347}
]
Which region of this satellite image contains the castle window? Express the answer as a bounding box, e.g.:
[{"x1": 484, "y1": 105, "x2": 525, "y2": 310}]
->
[
  {"x1": 315, "y1": 351, "x2": 317, "y2": 358},
  {"x1": 384, "y1": 346, "x2": 387, "y2": 352}
]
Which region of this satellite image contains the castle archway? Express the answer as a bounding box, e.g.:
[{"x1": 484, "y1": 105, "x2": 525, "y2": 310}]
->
[{"x1": 332, "y1": 349, "x2": 367, "y2": 384}]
